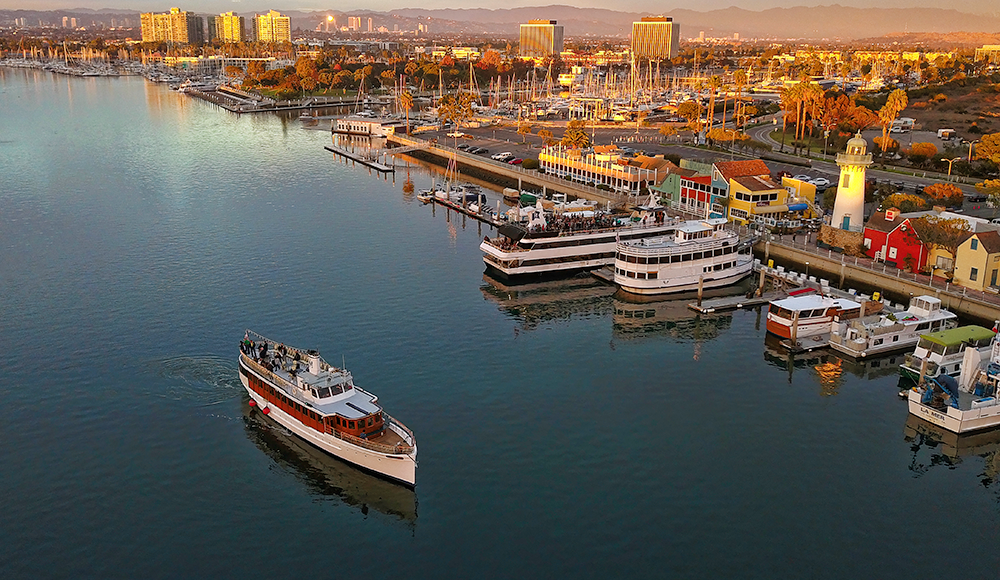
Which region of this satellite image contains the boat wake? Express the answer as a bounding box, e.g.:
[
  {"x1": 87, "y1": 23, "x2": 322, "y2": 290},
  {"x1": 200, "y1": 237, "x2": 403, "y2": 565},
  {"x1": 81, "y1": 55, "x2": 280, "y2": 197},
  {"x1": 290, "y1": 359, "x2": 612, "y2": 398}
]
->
[{"x1": 150, "y1": 355, "x2": 244, "y2": 406}]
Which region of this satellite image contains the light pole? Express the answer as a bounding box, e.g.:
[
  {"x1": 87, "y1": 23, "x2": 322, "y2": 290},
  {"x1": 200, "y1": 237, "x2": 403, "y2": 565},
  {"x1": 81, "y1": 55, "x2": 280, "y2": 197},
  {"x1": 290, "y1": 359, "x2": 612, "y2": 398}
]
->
[
  {"x1": 805, "y1": 261, "x2": 809, "y2": 278},
  {"x1": 969, "y1": 139, "x2": 980, "y2": 163},
  {"x1": 942, "y1": 157, "x2": 961, "y2": 180},
  {"x1": 823, "y1": 129, "x2": 830, "y2": 158}
]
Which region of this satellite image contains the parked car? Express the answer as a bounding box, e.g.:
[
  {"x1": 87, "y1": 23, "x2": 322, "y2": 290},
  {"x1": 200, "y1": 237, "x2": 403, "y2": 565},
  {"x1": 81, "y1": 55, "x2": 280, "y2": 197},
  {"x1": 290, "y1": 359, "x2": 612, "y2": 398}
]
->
[
  {"x1": 457, "y1": 143, "x2": 471, "y2": 150},
  {"x1": 792, "y1": 174, "x2": 812, "y2": 182},
  {"x1": 491, "y1": 152, "x2": 514, "y2": 162},
  {"x1": 508, "y1": 158, "x2": 523, "y2": 165},
  {"x1": 476, "y1": 148, "x2": 490, "y2": 155},
  {"x1": 809, "y1": 177, "x2": 831, "y2": 189},
  {"x1": 467, "y1": 147, "x2": 483, "y2": 154}
]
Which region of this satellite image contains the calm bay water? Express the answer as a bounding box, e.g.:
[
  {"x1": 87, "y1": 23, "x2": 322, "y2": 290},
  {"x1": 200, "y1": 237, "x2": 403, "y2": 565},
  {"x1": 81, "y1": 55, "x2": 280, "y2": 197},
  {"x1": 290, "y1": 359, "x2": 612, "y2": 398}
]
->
[{"x1": 2, "y1": 68, "x2": 998, "y2": 578}]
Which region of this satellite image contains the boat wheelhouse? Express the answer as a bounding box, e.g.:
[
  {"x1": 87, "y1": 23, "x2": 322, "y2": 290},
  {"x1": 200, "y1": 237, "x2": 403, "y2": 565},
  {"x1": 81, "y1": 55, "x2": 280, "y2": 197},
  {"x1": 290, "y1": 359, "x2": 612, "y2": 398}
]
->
[
  {"x1": 480, "y1": 208, "x2": 676, "y2": 278},
  {"x1": 829, "y1": 295, "x2": 958, "y2": 358},
  {"x1": 899, "y1": 325, "x2": 997, "y2": 384},
  {"x1": 766, "y1": 292, "x2": 866, "y2": 341},
  {"x1": 613, "y1": 217, "x2": 754, "y2": 295},
  {"x1": 238, "y1": 331, "x2": 417, "y2": 486}
]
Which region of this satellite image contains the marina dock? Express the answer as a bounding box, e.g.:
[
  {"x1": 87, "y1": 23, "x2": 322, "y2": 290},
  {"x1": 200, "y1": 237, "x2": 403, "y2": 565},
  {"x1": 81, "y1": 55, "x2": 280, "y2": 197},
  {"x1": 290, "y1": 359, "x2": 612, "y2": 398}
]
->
[
  {"x1": 324, "y1": 145, "x2": 394, "y2": 173},
  {"x1": 687, "y1": 291, "x2": 783, "y2": 313}
]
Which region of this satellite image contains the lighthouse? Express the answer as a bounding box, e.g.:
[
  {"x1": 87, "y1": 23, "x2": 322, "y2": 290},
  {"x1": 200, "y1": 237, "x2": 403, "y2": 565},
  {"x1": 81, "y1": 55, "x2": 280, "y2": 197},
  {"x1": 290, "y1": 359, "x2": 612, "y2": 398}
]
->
[{"x1": 832, "y1": 132, "x2": 872, "y2": 231}]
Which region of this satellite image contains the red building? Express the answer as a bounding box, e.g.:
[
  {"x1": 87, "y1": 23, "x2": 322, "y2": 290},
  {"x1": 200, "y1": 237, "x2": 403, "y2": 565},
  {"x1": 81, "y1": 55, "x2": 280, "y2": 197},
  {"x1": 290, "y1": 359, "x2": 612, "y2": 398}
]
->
[
  {"x1": 679, "y1": 174, "x2": 713, "y2": 215},
  {"x1": 862, "y1": 209, "x2": 927, "y2": 272}
]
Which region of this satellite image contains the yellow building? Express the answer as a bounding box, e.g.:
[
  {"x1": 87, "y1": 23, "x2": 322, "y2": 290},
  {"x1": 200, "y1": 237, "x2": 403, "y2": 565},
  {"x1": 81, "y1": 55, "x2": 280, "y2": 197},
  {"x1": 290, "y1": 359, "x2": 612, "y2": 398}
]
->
[
  {"x1": 631, "y1": 17, "x2": 679, "y2": 60},
  {"x1": 519, "y1": 20, "x2": 564, "y2": 59},
  {"x1": 727, "y1": 176, "x2": 816, "y2": 226},
  {"x1": 953, "y1": 230, "x2": 1000, "y2": 291},
  {"x1": 215, "y1": 12, "x2": 245, "y2": 43},
  {"x1": 140, "y1": 7, "x2": 204, "y2": 44},
  {"x1": 253, "y1": 10, "x2": 291, "y2": 43}
]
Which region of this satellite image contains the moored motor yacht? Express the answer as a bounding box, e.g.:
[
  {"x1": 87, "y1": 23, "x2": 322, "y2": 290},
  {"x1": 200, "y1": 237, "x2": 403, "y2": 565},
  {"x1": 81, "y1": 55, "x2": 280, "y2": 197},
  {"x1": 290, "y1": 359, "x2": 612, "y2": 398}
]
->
[{"x1": 829, "y1": 295, "x2": 958, "y2": 358}]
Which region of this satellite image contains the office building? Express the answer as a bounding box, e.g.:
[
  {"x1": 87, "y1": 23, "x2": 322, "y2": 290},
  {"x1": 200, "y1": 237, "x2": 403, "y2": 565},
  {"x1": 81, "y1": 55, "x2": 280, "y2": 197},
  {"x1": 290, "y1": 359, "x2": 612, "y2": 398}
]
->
[
  {"x1": 519, "y1": 20, "x2": 564, "y2": 59},
  {"x1": 631, "y1": 17, "x2": 679, "y2": 60},
  {"x1": 140, "y1": 8, "x2": 205, "y2": 44},
  {"x1": 215, "y1": 12, "x2": 246, "y2": 43},
  {"x1": 253, "y1": 10, "x2": 291, "y2": 43}
]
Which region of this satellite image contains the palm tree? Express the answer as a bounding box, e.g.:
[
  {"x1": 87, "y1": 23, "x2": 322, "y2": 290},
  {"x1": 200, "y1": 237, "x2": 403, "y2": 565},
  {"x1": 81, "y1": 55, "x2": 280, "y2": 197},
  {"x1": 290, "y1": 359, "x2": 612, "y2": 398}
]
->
[
  {"x1": 779, "y1": 84, "x2": 801, "y2": 152},
  {"x1": 399, "y1": 89, "x2": 413, "y2": 134},
  {"x1": 707, "y1": 75, "x2": 721, "y2": 128},
  {"x1": 878, "y1": 88, "x2": 908, "y2": 165},
  {"x1": 732, "y1": 69, "x2": 748, "y2": 130}
]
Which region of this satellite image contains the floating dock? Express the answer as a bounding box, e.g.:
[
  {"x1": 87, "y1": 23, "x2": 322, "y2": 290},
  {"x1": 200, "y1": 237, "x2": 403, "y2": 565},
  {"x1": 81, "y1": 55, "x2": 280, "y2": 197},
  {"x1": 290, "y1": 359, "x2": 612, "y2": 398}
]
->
[
  {"x1": 427, "y1": 195, "x2": 498, "y2": 226},
  {"x1": 324, "y1": 145, "x2": 394, "y2": 173},
  {"x1": 687, "y1": 291, "x2": 783, "y2": 313}
]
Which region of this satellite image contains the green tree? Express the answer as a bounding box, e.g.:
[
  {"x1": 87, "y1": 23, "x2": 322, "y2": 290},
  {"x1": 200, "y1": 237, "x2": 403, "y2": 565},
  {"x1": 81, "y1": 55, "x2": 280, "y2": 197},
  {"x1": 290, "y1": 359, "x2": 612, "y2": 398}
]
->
[
  {"x1": 677, "y1": 101, "x2": 702, "y2": 131},
  {"x1": 909, "y1": 216, "x2": 971, "y2": 273},
  {"x1": 438, "y1": 91, "x2": 475, "y2": 129},
  {"x1": 537, "y1": 128, "x2": 555, "y2": 146},
  {"x1": 658, "y1": 124, "x2": 678, "y2": 142},
  {"x1": 882, "y1": 193, "x2": 929, "y2": 213}
]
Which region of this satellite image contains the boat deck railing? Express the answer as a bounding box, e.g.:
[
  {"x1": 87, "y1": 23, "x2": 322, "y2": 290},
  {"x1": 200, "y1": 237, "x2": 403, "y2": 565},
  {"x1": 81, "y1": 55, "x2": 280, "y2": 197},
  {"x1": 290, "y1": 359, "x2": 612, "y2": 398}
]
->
[{"x1": 326, "y1": 415, "x2": 415, "y2": 456}]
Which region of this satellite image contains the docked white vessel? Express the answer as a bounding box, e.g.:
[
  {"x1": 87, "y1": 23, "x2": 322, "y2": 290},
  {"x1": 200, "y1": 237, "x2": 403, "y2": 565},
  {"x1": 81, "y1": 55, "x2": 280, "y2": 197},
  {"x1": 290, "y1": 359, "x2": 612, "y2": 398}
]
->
[
  {"x1": 766, "y1": 291, "x2": 867, "y2": 341},
  {"x1": 899, "y1": 325, "x2": 996, "y2": 384},
  {"x1": 480, "y1": 207, "x2": 676, "y2": 278},
  {"x1": 829, "y1": 295, "x2": 957, "y2": 358},
  {"x1": 613, "y1": 218, "x2": 754, "y2": 295},
  {"x1": 907, "y1": 333, "x2": 1000, "y2": 433},
  {"x1": 238, "y1": 331, "x2": 417, "y2": 486}
]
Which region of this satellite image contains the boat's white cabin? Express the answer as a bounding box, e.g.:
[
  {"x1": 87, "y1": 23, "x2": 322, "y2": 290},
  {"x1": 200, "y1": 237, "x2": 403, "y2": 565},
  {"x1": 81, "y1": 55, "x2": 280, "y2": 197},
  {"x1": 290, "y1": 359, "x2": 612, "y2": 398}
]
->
[{"x1": 907, "y1": 295, "x2": 942, "y2": 317}]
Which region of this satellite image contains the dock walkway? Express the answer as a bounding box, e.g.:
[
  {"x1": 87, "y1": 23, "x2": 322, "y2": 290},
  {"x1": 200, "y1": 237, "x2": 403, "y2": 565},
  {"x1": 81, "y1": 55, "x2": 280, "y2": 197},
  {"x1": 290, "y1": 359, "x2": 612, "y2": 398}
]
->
[{"x1": 324, "y1": 145, "x2": 394, "y2": 172}]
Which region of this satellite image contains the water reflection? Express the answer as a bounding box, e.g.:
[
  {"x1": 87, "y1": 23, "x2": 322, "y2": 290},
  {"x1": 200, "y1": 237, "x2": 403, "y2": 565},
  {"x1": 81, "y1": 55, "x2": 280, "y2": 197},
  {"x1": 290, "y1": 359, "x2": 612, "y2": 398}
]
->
[
  {"x1": 241, "y1": 398, "x2": 417, "y2": 526},
  {"x1": 763, "y1": 335, "x2": 908, "y2": 394},
  {"x1": 904, "y1": 415, "x2": 1000, "y2": 487},
  {"x1": 480, "y1": 273, "x2": 615, "y2": 330},
  {"x1": 612, "y1": 290, "x2": 736, "y2": 343}
]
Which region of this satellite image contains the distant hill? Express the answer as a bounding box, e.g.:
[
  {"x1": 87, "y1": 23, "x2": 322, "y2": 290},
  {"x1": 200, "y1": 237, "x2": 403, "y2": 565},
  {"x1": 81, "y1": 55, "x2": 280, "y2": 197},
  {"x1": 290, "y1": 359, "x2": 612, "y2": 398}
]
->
[{"x1": 374, "y1": 5, "x2": 1000, "y2": 40}]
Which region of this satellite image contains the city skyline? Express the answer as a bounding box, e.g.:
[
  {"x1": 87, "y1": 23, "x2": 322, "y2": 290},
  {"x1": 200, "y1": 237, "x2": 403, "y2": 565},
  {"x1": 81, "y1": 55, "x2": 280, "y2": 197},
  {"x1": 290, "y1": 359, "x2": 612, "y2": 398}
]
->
[{"x1": 2, "y1": 1, "x2": 999, "y2": 16}]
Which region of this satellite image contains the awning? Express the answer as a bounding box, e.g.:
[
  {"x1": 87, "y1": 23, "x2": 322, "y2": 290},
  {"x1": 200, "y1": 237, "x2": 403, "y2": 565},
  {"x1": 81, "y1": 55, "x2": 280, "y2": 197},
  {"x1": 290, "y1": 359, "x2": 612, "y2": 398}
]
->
[
  {"x1": 498, "y1": 224, "x2": 527, "y2": 241},
  {"x1": 751, "y1": 204, "x2": 789, "y2": 215}
]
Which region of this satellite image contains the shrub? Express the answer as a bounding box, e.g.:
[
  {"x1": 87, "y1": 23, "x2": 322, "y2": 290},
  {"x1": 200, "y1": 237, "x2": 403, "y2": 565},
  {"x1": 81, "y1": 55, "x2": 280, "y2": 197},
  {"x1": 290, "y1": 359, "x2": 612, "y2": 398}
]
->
[{"x1": 521, "y1": 158, "x2": 539, "y2": 170}]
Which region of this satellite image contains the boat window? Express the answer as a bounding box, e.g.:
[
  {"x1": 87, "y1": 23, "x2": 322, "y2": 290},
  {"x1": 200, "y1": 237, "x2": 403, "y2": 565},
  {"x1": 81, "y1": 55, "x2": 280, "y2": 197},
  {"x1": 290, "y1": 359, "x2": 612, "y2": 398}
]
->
[
  {"x1": 319, "y1": 387, "x2": 331, "y2": 398},
  {"x1": 874, "y1": 338, "x2": 883, "y2": 345},
  {"x1": 348, "y1": 421, "x2": 355, "y2": 429},
  {"x1": 916, "y1": 322, "x2": 931, "y2": 331},
  {"x1": 336, "y1": 417, "x2": 342, "y2": 425},
  {"x1": 892, "y1": 335, "x2": 899, "y2": 342},
  {"x1": 368, "y1": 417, "x2": 374, "y2": 426}
]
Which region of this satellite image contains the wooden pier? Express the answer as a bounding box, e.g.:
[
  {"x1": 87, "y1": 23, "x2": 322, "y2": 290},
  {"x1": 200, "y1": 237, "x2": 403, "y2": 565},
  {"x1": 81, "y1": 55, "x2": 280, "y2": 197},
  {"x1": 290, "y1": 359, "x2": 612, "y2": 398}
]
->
[
  {"x1": 687, "y1": 291, "x2": 783, "y2": 313},
  {"x1": 324, "y1": 145, "x2": 394, "y2": 173},
  {"x1": 425, "y1": 195, "x2": 499, "y2": 226}
]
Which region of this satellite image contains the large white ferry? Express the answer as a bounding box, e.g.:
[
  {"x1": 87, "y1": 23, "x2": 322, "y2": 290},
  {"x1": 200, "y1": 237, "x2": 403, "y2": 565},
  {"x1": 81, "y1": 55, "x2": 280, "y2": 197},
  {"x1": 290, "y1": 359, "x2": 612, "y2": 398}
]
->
[
  {"x1": 829, "y1": 295, "x2": 958, "y2": 358},
  {"x1": 613, "y1": 218, "x2": 754, "y2": 295},
  {"x1": 480, "y1": 208, "x2": 677, "y2": 278},
  {"x1": 238, "y1": 331, "x2": 417, "y2": 487}
]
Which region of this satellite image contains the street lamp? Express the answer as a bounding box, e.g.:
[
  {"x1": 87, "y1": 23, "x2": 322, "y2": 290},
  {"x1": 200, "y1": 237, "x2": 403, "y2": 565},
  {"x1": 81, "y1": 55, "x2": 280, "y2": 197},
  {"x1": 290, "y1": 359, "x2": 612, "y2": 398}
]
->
[
  {"x1": 969, "y1": 139, "x2": 980, "y2": 163},
  {"x1": 823, "y1": 129, "x2": 830, "y2": 158},
  {"x1": 805, "y1": 261, "x2": 809, "y2": 277},
  {"x1": 942, "y1": 157, "x2": 961, "y2": 180}
]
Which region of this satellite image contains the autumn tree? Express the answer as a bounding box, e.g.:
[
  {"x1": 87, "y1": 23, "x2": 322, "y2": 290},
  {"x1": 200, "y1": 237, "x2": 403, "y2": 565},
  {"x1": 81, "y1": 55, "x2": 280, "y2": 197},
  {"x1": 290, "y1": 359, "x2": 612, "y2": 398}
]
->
[
  {"x1": 437, "y1": 91, "x2": 475, "y2": 130},
  {"x1": 658, "y1": 124, "x2": 678, "y2": 141},
  {"x1": 909, "y1": 216, "x2": 971, "y2": 274},
  {"x1": 976, "y1": 179, "x2": 1000, "y2": 212},
  {"x1": 537, "y1": 129, "x2": 556, "y2": 146},
  {"x1": 907, "y1": 142, "x2": 938, "y2": 166},
  {"x1": 974, "y1": 132, "x2": 1000, "y2": 164},
  {"x1": 882, "y1": 193, "x2": 929, "y2": 213},
  {"x1": 676, "y1": 101, "x2": 702, "y2": 132},
  {"x1": 517, "y1": 123, "x2": 534, "y2": 143},
  {"x1": 872, "y1": 136, "x2": 899, "y2": 157},
  {"x1": 923, "y1": 183, "x2": 963, "y2": 208}
]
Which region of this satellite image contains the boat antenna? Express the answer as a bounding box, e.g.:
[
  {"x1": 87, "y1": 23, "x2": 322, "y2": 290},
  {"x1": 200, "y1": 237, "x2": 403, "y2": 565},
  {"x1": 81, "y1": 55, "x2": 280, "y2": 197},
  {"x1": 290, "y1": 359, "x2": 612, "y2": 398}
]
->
[{"x1": 342, "y1": 354, "x2": 346, "y2": 370}]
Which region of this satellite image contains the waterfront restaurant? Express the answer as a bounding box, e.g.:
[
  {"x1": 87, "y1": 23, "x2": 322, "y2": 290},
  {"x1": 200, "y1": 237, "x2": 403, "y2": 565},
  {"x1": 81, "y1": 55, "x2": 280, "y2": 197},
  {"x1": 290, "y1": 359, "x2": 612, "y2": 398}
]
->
[{"x1": 538, "y1": 144, "x2": 670, "y2": 195}]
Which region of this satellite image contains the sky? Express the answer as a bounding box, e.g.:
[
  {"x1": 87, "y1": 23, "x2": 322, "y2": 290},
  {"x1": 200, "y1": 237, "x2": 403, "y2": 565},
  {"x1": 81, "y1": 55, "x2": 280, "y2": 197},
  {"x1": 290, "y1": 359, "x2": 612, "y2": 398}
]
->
[{"x1": 1, "y1": 1, "x2": 998, "y2": 15}]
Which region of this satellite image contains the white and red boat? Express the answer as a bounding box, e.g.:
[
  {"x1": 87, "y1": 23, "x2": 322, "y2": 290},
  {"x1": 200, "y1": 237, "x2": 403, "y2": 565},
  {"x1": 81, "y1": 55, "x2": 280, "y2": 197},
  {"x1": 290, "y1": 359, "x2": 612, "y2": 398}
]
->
[
  {"x1": 238, "y1": 331, "x2": 417, "y2": 486},
  {"x1": 765, "y1": 290, "x2": 866, "y2": 341}
]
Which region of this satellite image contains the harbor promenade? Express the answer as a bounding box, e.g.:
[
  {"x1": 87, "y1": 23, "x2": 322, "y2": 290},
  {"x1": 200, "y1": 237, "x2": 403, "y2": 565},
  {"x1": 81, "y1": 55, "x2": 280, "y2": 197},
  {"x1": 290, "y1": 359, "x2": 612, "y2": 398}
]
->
[
  {"x1": 758, "y1": 234, "x2": 1000, "y2": 323},
  {"x1": 387, "y1": 134, "x2": 636, "y2": 207}
]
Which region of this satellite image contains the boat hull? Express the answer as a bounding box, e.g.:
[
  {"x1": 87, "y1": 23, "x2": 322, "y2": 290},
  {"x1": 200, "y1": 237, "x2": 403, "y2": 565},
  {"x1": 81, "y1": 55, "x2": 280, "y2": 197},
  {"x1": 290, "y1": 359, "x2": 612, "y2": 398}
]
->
[
  {"x1": 617, "y1": 261, "x2": 753, "y2": 295},
  {"x1": 239, "y1": 361, "x2": 416, "y2": 487},
  {"x1": 907, "y1": 389, "x2": 1000, "y2": 433}
]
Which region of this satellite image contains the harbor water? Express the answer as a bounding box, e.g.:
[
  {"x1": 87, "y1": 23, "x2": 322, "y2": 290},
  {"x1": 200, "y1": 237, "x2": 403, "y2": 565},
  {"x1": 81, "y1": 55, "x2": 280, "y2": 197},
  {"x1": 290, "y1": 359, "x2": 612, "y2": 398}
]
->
[{"x1": 2, "y1": 68, "x2": 999, "y2": 578}]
